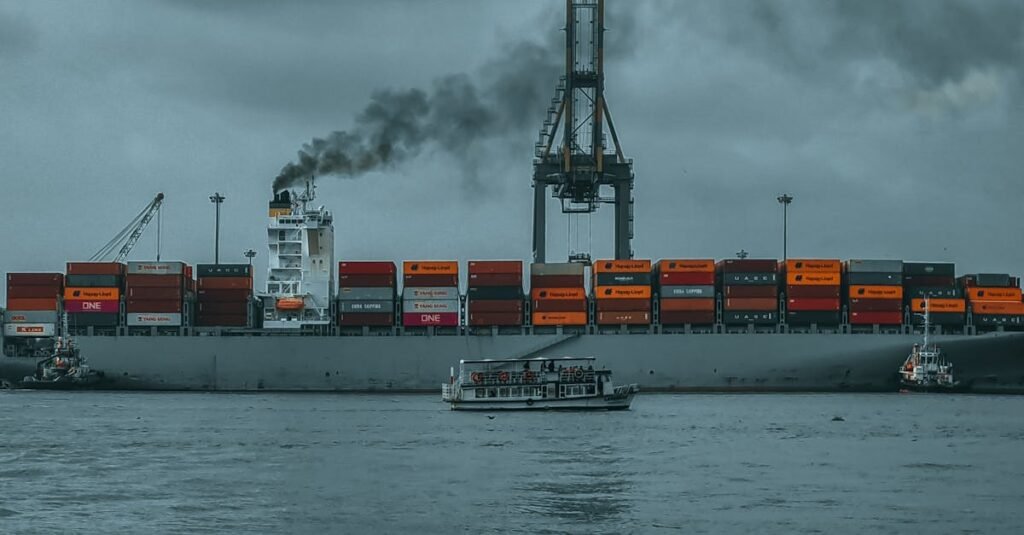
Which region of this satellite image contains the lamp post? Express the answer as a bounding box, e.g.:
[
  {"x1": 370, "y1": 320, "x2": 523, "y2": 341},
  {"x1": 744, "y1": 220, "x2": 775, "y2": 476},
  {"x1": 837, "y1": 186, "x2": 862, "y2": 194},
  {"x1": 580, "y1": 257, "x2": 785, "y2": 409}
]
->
[
  {"x1": 244, "y1": 249, "x2": 257, "y2": 266},
  {"x1": 210, "y1": 192, "x2": 226, "y2": 264},
  {"x1": 776, "y1": 194, "x2": 793, "y2": 261}
]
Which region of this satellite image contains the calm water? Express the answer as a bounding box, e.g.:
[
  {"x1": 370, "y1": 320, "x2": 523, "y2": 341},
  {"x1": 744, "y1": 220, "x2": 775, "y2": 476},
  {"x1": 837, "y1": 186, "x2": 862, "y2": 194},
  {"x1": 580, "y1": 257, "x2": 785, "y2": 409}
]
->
[{"x1": 1, "y1": 392, "x2": 1023, "y2": 534}]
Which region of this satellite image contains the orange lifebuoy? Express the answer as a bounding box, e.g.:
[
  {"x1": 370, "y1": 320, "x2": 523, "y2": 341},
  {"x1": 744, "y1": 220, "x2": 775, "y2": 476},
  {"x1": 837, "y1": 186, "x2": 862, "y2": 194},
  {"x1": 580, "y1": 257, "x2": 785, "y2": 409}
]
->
[
  {"x1": 471, "y1": 372, "x2": 483, "y2": 384},
  {"x1": 573, "y1": 368, "x2": 584, "y2": 380},
  {"x1": 498, "y1": 371, "x2": 510, "y2": 383}
]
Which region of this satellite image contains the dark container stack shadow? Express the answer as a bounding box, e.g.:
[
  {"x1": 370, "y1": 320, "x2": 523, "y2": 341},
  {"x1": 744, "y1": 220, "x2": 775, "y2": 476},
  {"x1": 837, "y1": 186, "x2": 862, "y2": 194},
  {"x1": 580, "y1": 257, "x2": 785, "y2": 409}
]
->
[
  {"x1": 196, "y1": 264, "x2": 252, "y2": 327},
  {"x1": 719, "y1": 259, "x2": 779, "y2": 325},
  {"x1": 467, "y1": 261, "x2": 524, "y2": 327},
  {"x1": 337, "y1": 261, "x2": 397, "y2": 327}
]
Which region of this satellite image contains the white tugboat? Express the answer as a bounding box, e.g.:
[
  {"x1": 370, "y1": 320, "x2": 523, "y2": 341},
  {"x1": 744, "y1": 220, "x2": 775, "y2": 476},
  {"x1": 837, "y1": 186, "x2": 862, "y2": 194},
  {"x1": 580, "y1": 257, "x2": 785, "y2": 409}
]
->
[
  {"x1": 441, "y1": 357, "x2": 639, "y2": 411},
  {"x1": 19, "y1": 336, "x2": 106, "y2": 390},
  {"x1": 899, "y1": 298, "x2": 958, "y2": 392}
]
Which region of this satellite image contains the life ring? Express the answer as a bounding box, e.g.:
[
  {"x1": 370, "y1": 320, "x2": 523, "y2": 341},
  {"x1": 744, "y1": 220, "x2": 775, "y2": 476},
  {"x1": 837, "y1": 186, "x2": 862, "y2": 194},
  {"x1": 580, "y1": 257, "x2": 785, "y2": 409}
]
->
[
  {"x1": 523, "y1": 370, "x2": 536, "y2": 383},
  {"x1": 498, "y1": 371, "x2": 510, "y2": 383},
  {"x1": 526, "y1": 398, "x2": 534, "y2": 406},
  {"x1": 471, "y1": 372, "x2": 483, "y2": 384},
  {"x1": 573, "y1": 368, "x2": 584, "y2": 380}
]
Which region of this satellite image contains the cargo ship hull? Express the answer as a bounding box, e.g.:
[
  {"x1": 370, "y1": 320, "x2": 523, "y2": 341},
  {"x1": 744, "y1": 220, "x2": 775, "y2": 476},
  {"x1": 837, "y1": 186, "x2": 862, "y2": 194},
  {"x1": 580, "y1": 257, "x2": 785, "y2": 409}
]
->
[{"x1": 3, "y1": 331, "x2": 1023, "y2": 393}]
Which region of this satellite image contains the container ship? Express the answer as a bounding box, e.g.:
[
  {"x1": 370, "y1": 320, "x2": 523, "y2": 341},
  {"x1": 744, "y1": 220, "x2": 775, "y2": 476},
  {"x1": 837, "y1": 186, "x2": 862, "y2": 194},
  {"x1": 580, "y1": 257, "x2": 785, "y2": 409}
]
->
[{"x1": 3, "y1": 0, "x2": 1023, "y2": 392}]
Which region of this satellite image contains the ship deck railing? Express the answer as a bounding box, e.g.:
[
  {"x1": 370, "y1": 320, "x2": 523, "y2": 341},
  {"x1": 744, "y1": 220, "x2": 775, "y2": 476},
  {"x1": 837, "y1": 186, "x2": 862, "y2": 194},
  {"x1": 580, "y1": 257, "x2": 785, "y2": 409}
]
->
[{"x1": 458, "y1": 369, "x2": 597, "y2": 387}]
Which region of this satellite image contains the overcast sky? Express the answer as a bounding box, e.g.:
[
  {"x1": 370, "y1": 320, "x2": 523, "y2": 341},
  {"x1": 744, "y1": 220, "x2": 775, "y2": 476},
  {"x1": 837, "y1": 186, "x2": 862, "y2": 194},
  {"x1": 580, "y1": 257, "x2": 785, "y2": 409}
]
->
[{"x1": 2, "y1": 0, "x2": 1022, "y2": 296}]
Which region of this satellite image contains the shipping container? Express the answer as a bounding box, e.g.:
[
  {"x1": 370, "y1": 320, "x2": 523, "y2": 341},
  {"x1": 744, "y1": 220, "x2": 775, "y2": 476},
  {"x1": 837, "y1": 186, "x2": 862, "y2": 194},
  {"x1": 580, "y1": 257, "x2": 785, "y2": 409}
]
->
[
  {"x1": 196, "y1": 264, "x2": 252, "y2": 278},
  {"x1": 849, "y1": 286, "x2": 904, "y2": 299},
  {"x1": 338, "y1": 300, "x2": 395, "y2": 313},
  {"x1": 723, "y1": 286, "x2": 778, "y2": 298},
  {"x1": 718, "y1": 259, "x2": 778, "y2": 273},
  {"x1": 596, "y1": 299, "x2": 652, "y2": 312},
  {"x1": 656, "y1": 259, "x2": 715, "y2": 273},
  {"x1": 126, "y1": 312, "x2": 183, "y2": 327},
  {"x1": 64, "y1": 287, "x2": 120, "y2": 300},
  {"x1": 909, "y1": 298, "x2": 966, "y2": 313},
  {"x1": 593, "y1": 286, "x2": 652, "y2": 300},
  {"x1": 721, "y1": 273, "x2": 778, "y2": 285},
  {"x1": 198, "y1": 277, "x2": 253, "y2": 290},
  {"x1": 65, "y1": 300, "x2": 120, "y2": 313},
  {"x1": 785, "y1": 311, "x2": 841, "y2": 325},
  {"x1": 787, "y1": 298, "x2": 841, "y2": 311},
  {"x1": 785, "y1": 272, "x2": 840, "y2": 286},
  {"x1": 723, "y1": 311, "x2": 777, "y2": 325},
  {"x1": 337, "y1": 287, "x2": 395, "y2": 300},
  {"x1": 127, "y1": 261, "x2": 186, "y2": 275},
  {"x1": 532, "y1": 312, "x2": 587, "y2": 326},
  {"x1": 846, "y1": 272, "x2": 902, "y2": 285},
  {"x1": 845, "y1": 260, "x2": 903, "y2": 274},
  {"x1": 973, "y1": 273, "x2": 1012, "y2": 287},
  {"x1": 339, "y1": 261, "x2": 397, "y2": 275},
  {"x1": 198, "y1": 301, "x2": 249, "y2": 315},
  {"x1": 65, "y1": 275, "x2": 122, "y2": 288},
  {"x1": 973, "y1": 314, "x2": 1022, "y2": 327},
  {"x1": 531, "y1": 299, "x2": 587, "y2": 313},
  {"x1": 901, "y1": 275, "x2": 956, "y2": 287},
  {"x1": 3, "y1": 323, "x2": 56, "y2": 337},
  {"x1": 403, "y1": 274, "x2": 459, "y2": 287},
  {"x1": 402, "y1": 312, "x2": 459, "y2": 327},
  {"x1": 592, "y1": 259, "x2": 652, "y2": 273},
  {"x1": 530, "y1": 263, "x2": 585, "y2": 276},
  {"x1": 403, "y1": 261, "x2": 458, "y2": 275},
  {"x1": 402, "y1": 287, "x2": 459, "y2": 300},
  {"x1": 467, "y1": 286, "x2": 522, "y2": 300},
  {"x1": 6, "y1": 273, "x2": 64, "y2": 286},
  {"x1": 659, "y1": 298, "x2": 715, "y2": 312},
  {"x1": 967, "y1": 287, "x2": 1022, "y2": 302},
  {"x1": 126, "y1": 300, "x2": 182, "y2": 313},
  {"x1": 468, "y1": 312, "x2": 523, "y2": 326},
  {"x1": 196, "y1": 289, "x2": 252, "y2": 301},
  {"x1": 5, "y1": 297, "x2": 59, "y2": 311},
  {"x1": 468, "y1": 273, "x2": 523, "y2": 287},
  {"x1": 849, "y1": 311, "x2": 902, "y2": 325},
  {"x1": 126, "y1": 287, "x2": 183, "y2": 300},
  {"x1": 338, "y1": 312, "x2": 394, "y2": 327},
  {"x1": 596, "y1": 311, "x2": 650, "y2": 325},
  {"x1": 531, "y1": 288, "x2": 586, "y2": 300},
  {"x1": 848, "y1": 298, "x2": 903, "y2": 312},
  {"x1": 125, "y1": 274, "x2": 183, "y2": 288},
  {"x1": 972, "y1": 301, "x2": 1024, "y2": 315},
  {"x1": 659, "y1": 272, "x2": 716, "y2": 286},
  {"x1": 902, "y1": 262, "x2": 955, "y2": 277},
  {"x1": 2, "y1": 310, "x2": 59, "y2": 323},
  {"x1": 66, "y1": 313, "x2": 120, "y2": 327},
  {"x1": 468, "y1": 260, "x2": 522, "y2": 275},
  {"x1": 6, "y1": 286, "x2": 61, "y2": 299},
  {"x1": 66, "y1": 262, "x2": 125, "y2": 276},
  {"x1": 905, "y1": 286, "x2": 961, "y2": 299},
  {"x1": 785, "y1": 286, "x2": 841, "y2": 299},
  {"x1": 660, "y1": 285, "x2": 715, "y2": 298},
  {"x1": 467, "y1": 299, "x2": 523, "y2": 313},
  {"x1": 595, "y1": 272, "x2": 651, "y2": 286},
  {"x1": 909, "y1": 312, "x2": 965, "y2": 325},
  {"x1": 339, "y1": 274, "x2": 396, "y2": 287},
  {"x1": 724, "y1": 298, "x2": 777, "y2": 311},
  {"x1": 660, "y1": 310, "x2": 715, "y2": 325},
  {"x1": 402, "y1": 299, "x2": 459, "y2": 313},
  {"x1": 784, "y1": 259, "x2": 841, "y2": 273},
  {"x1": 530, "y1": 275, "x2": 586, "y2": 288}
]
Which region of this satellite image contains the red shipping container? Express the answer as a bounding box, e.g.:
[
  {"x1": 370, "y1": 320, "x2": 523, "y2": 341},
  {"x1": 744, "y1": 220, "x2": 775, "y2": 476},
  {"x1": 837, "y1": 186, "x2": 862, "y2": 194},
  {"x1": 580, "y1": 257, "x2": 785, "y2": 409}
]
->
[
  {"x1": 532, "y1": 299, "x2": 587, "y2": 313},
  {"x1": 126, "y1": 274, "x2": 182, "y2": 288},
  {"x1": 850, "y1": 311, "x2": 902, "y2": 325},
  {"x1": 786, "y1": 285, "x2": 841, "y2": 299},
  {"x1": 195, "y1": 314, "x2": 248, "y2": 327},
  {"x1": 596, "y1": 311, "x2": 650, "y2": 325},
  {"x1": 469, "y1": 260, "x2": 522, "y2": 275},
  {"x1": 339, "y1": 261, "x2": 397, "y2": 275},
  {"x1": 723, "y1": 286, "x2": 778, "y2": 298},
  {"x1": 127, "y1": 287, "x2": 183, "y2": 300},
  {"x1": 659, "y1": 272, "x2": 716, "y2": 286},
  {"x1": 468, "y1": 299, "x2": 523, "y2": 313},
  {"x1": 338, "y1": 312, "x2": 394, "y2": 326},
  {"x1": 403, "y1": 312, "x2": 459, "y2": 327},
  {"x1": 469, "y1": 312, "x2": 523, "y2": 326},
  {"x1": 64, "y1": 300, "x2": 119, "y2": 313},
  {"x1": 660, "y1": 310, "x2": 715, "y2": 325},
  {"x1": 725, "y1": 298, "x2": 777, "y2": 311},
  {"x1": 6, "y1": 297, "x2": 59, "y2": 311},
  {"x1": 717, "y1": 259, "x2": 778, "y2": 273},
  {"x1": 596, "y1": 298, "x2": 651, "y2": 312},
  {"x1": 126, "y1": 299, "x2": 182, "y2": 313},
  {"x1": 849, "y1": 298, "x2": 902, "y2": 312},
  {"x1": 6, "y1": 286, "x2": 61, "y2": 299},
  {"x1": 404, "y1": 274, "x2": 459, "y2": 287},
  {"x1": 659, "y1": 298, "x2": 715, "y2": 312},
  {"x1": 468, "y1": 273, "x2": 523, "y2": 287},
  {"x1": 66, "y1": 262, "x2": 125, "y2": 276},
  {"x1": 7, "y1": 273, "x2": 64, "y2": 287},
  {"x1": 787, "y1": 298, "x2": 841, "y2": 311},
  {"x1": 531, "y1": 275, "x2": 586, "y2": 289},
  {"x1": 198, "y1": 277, "x2": 252, "y2": 290},
  {"x1": 199, "y1": 301, "x2": 248, "y2": 315},
  {"x1": 197, "y1": 289, "x2": 252, "y2": 301},
  {"x1": 339, "y1": 274, "x2": 396, "y2": 287}
]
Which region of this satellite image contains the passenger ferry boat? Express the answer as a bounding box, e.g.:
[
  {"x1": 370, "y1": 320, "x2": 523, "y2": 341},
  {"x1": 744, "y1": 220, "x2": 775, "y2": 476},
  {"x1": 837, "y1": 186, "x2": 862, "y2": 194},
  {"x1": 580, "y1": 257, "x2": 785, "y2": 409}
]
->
[
  {"x1": 899, "y1": 299, "x2": 958, "y2": 392},
  {"x1": 441, "y1": 357, "x2": 638, "y2": 411}
]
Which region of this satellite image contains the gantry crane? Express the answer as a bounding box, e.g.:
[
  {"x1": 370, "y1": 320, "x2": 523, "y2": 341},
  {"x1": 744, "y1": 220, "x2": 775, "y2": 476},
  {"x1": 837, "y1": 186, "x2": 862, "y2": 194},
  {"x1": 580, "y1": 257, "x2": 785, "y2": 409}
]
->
[{"x1": 90, "y1": 193, "x2": 165, "y2": 263}]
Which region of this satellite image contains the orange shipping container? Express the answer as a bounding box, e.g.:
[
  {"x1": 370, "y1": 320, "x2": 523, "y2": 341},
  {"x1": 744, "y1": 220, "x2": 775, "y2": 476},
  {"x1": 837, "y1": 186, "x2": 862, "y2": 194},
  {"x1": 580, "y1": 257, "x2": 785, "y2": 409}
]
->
[
  {"x1": 967, "y1": 287, "x2": 1022, "y2": 302},
  {"x1": 593, "y1": 286, "x2": 652, "y2": 299},
  {"x1": 786, "y1": 272, "x2": 840, "y2": 286},
  {"x1": 656, "y1": 259, "x2": 715, "y2": 273},
  {"x1": 659, "y1": 298, "x2": 715, "y2": 312},
  {"x1": 402, "y1": 261, "x2": 458, "y2": 275},
  {"x1": 64, "y1": 287, "x2": 120, "y2": 300},
  {"x1": 849, "y1": 285, "x2": 903, "y2": 299},
  {"x1": 910, "y1": 298, "x2": 966, "y2": 313},
  {"x1": 5, "y1": 297, "x2": 59, "y2": 311},
  {"x1": 784, "y1": 259, "x2": 841, "y2": 273},
  {"x1": 592, "y1": 259, "x2": 652, "y2": 274},
  {"x1": 972, "y1": 301, "x2": 1024, "y2": 315},
  {"x1": 531, "y1": 287, "x2": 586, "y2": 300},
  {"x1": 532, "y1": 312, "x2": 587, "y2": 326}
]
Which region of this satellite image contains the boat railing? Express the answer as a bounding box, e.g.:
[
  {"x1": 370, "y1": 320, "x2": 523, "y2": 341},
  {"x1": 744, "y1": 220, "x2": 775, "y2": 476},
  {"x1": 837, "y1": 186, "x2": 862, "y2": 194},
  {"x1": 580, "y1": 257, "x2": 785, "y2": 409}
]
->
[{"x1": 461, "y1": 367, "x2": 597, "y2": 386}]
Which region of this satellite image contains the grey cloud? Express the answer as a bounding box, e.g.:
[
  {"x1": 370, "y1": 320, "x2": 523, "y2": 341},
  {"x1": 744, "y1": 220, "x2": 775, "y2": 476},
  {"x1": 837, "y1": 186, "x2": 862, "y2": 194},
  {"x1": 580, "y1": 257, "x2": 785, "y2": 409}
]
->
[{"x1": 0, "y1": 10, "x2": 38, "y2": 58}]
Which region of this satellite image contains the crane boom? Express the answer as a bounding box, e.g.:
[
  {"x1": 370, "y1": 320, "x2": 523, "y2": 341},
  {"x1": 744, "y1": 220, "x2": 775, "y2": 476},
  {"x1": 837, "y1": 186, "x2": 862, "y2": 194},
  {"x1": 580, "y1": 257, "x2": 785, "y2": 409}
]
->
[{"x1": 90, "y1": 193, "x2": 165, "y2": 263}]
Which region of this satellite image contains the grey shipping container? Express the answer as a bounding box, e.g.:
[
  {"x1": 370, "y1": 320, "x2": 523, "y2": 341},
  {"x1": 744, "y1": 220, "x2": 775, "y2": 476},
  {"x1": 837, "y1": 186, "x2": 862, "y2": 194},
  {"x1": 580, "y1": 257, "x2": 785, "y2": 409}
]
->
[
  {"x1": 65, "y1": 274, "x2": 121, "y2": 288},
  {"x1": 723, "y1": 311, "x2": 778, "y2": 325},
  {"x1": 197, "y1": 264, "x2": 251, "y2": 278},
  {"x1": 902, "y1": 262, "x2": 955, "y2": 277},
  {"x1": 905, "y1": 286, "x2": 962, "y2": 299},
  {"x1": 660, "y1": 285, "x2": 715, "y2": 298},
  {"x1": 721, "y1": 273, "x2": 778, "y2": 286},
  {"x1": 402, "y1": 287, "x2": 459, "y2": 300},
  {"x1": 976, "y1": 273, "x2": 1012, "y2": 287},
  {"x1": 595, "y1": 273, "x2": 652, "y2": 286},
  {"x1": 402, "y1": 299, "x2": 459, "y2": 313},
  {"x1": 530, "y1": 263, "x2": 585, "y2": 276},
  {"x1": 338, "y1": 287, "x2": 395, "y2": 301},
  {"x1": 846, "y1": 272, "x2": 902, "y2": 285},
  {"x1": 846, "y1": 260, "x2": 903, "y2": 274},
  {"x1": 339, "y1": 300, "x2": 396, "y2": 313},
  {"x1": 66, "y1": 313, "x2": 120, "y2": 327},
  {"x1": 126, "y1": 312, "x2": 183, "y2": 327},
  {"x1": 127, "y1": 261, "x2": 186, "y2": 275},
  {"x1": 2, "y1": 310, "x2": 60, "y2": 323}
]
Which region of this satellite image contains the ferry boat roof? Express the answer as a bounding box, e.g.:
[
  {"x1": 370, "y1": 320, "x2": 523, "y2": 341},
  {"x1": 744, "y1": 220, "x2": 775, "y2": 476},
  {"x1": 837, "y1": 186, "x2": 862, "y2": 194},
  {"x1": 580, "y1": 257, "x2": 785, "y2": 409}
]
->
[{"x1": 459, "y1": 356, "x2": 596, "y2": 365}]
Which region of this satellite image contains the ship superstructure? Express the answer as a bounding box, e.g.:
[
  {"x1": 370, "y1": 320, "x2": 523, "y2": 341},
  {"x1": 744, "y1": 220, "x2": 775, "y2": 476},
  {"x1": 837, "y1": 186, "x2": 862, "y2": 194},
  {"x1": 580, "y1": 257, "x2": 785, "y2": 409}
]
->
[{"x1": 261, "y1": 180, "x2": 335, "y2": 330}]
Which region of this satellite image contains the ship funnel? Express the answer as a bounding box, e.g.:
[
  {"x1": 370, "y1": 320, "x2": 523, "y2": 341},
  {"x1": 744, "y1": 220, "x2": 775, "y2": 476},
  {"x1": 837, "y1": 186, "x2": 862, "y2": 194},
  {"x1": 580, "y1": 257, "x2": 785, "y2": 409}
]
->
[{"x1": 269, "y1": 189, "x2": 292, "y2": 217}]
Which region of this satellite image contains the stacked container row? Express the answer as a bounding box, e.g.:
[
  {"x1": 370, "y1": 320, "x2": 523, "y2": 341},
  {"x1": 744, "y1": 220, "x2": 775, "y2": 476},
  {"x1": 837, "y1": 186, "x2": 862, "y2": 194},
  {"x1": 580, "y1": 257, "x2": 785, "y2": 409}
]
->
[
  {"x1": 125, "y1": 261, "x2": 190, "y2": 327},
  {"x1": 196, "y1": 264, "x2": 252, "y2": 327},
  {"x1": 531, "y1": 263, "x2": 587, "y2": 326},
  {"x1": 903, "y1": 262, "x2": 963, "y2": 326},
  {"x1": 593, "y1": 260, "x2": 651, "y2": 325},
  {"x1": 846, "y1": 259, "x2": 903, "y2": 325},
  {"x1": 656, "y1": 259, "x2": 715, "y2": 325},
  {"x1": 402, "y1": 262, "x2": 459, "y2": 327},
  {"x1": 962, "y1": 273, "x2": 1023, "y2": 328},
  {"x1": 64, "y1": 262, "x2": 124, "y2": 329},
  {"x1": 467, "y1": 261, "x2": 523, "y2": 326},
  {"x1": 338, "y1": 262, "x2": 397, "y2": 326},
  {"x1": 784, "y1": 259, "x2": 841, "y2": 325},
  {"x1": 4, "y1": 273, "x2": 63, "y2": 337},
  {"x1": 719, "y1": 259, "x2": 778, "y2": 325}
]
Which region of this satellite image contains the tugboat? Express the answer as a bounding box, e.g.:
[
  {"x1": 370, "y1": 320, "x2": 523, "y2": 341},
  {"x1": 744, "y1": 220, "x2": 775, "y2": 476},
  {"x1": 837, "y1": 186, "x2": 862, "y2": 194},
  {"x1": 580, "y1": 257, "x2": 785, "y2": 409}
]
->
[
  {"x1": 441, "y1": 356, "x2": 639, "y2": 411},
  {"x1": 899, "y1": 298, "x2": 958, "y2": 392},
  {"x1": 19, "y1": 336, "x2": 106, "y2": 390}
]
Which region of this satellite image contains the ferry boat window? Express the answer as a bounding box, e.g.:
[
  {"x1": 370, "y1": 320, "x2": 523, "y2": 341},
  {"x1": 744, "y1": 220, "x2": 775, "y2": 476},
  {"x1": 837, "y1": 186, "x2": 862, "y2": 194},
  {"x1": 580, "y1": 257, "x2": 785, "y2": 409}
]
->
[
  {"x1": 475, "y1": 388, "x2": 485, "y2": 398},
  {"x1": 488, "y1": 388, "x2": 497, "y2": 398},
  {"x1": 511, "y1": 387, "x2": 521, "y2": 397},
  {"x1": 499, "y1": 387, "x2": 509, "y2": 397}
]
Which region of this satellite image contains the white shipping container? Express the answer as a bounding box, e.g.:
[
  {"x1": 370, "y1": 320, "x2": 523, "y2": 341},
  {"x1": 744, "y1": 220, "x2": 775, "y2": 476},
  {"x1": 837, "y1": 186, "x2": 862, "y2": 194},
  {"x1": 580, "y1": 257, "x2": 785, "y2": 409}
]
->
[
  {"x1": 3, "y1": 310, "x2": 59, "y2": 323},
  {"x1": 127, "y1": 262, "x2": 186, "y2": 275},
  {"x1": 126, "y1": 313, "x2": 183, "y2": 326},
  {"x1": 402, "y1": 287, "x2": 459, "y2": 300},
  {"x1": 402, "y1": 299, "x2": 459, "y2": 313},
  {"x1": 3, "y1": 323, "x2": 56, "y2": 337}
]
